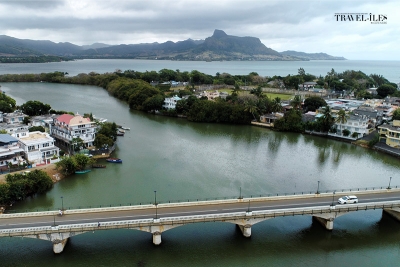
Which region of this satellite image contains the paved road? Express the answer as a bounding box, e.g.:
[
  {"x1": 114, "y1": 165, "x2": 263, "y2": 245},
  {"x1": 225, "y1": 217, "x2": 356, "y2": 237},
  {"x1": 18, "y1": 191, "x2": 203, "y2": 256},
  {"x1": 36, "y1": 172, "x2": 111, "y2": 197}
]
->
[{"x1": 1, "y1": 191, "x2": 400, "y2": 230}]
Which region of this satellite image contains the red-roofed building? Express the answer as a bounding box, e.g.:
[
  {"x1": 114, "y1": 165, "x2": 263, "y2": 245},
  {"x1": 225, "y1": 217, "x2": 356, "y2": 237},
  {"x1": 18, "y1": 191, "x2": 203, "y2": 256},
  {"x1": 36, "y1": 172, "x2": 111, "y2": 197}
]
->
[{"x1": 51, "y1": 114, "x2": 96, "y2": 153}]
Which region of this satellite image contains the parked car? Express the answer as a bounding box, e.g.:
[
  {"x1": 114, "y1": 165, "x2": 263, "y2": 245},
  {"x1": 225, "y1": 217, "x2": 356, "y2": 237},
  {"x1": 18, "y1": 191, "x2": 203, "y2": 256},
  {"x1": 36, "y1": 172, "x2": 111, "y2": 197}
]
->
[{"x1": 338, "y1": 195, "x2": 358, "y2": 204}]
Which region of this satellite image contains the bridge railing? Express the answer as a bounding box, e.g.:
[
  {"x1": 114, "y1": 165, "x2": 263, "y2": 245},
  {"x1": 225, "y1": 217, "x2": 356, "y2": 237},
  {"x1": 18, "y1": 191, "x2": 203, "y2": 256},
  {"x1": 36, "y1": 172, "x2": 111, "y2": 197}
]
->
[
  {"x1": 4, "y1": 185, "x2": 399, "y2": 214},
  {"x1": 2, "y1": 201, "x2": 400, "y2": 238}
]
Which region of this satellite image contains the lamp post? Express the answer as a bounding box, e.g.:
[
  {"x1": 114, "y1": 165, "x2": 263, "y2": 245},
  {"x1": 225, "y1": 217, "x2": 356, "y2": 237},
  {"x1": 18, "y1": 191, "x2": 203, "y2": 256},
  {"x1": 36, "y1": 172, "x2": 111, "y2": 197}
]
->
[
  {"x1": 239, "y1": 187, "x2": 242, "y2": 199},
  {"x1": 154, "y1": 190, "x2": 158, "y2": 219},
  {"x1": 388, "y1": 177, "x2": 392, "y2": 189},
  {"x1": 247, "y1": 200, "x2": 251, "y2": 213},
  {"x1": 61, "y1": 196, "x2": 64, "y2": 211},
  {"x1": 331, "y1": 191, "x2": 336, "y2": 206},
  {"x1": 316, "y1": 181, "x2": 320, "y2": 194}
]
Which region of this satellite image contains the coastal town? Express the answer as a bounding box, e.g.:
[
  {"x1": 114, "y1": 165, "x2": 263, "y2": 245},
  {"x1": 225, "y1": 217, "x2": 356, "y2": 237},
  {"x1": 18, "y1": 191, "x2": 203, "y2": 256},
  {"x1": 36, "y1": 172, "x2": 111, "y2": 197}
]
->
[{"x1": 0, "y1": 74, "x2": 398, "y2": 183}]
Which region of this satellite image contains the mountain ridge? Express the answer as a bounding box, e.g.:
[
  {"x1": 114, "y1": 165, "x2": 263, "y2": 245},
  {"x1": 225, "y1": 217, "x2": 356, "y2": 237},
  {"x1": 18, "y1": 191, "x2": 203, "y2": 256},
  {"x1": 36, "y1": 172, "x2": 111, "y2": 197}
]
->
[{"x1": 0, "y1": 31, "x2": 346, "y2": 61}]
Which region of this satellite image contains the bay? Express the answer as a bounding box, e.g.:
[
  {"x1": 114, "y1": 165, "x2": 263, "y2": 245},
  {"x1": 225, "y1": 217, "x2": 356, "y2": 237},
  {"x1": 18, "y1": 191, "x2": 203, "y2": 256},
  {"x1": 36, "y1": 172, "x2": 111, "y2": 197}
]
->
[
  {"x1": 0, "y1": 59, "x2": 399, "y2": 83},
  {"x1": 0, "y1": 64, "x2": 399, "y2": 265}
]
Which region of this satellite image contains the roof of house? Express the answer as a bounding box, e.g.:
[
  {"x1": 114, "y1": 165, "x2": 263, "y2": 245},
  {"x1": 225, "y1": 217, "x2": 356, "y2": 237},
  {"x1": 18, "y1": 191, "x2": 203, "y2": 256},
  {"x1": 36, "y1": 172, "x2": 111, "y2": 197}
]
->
[
  {"x1": 56, "y1": 114, "x2": 92, "y2": 126},
  {"x1": 0, "y1": 134, "x2": 18, "y2": 143}
]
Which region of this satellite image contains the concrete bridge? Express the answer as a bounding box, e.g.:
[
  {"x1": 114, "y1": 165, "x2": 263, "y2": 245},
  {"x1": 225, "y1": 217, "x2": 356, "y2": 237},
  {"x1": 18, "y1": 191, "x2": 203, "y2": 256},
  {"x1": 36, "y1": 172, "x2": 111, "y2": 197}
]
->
[{"x1": 1, "y1": 188, "x2": 400, "y2": 253}]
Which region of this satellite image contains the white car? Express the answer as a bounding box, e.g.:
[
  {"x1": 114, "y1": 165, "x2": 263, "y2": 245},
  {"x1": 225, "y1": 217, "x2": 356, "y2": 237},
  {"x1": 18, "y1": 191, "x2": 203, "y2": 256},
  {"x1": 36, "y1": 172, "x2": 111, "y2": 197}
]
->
[{"x1": 338, "y1": 195, "x2": 358, "y2": 204}]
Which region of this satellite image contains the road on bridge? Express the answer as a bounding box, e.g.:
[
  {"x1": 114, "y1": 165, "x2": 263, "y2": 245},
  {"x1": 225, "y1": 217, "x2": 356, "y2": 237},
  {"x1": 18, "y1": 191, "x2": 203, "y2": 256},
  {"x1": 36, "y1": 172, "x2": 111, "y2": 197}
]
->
[{"x1": 1, "y1": 191, "x2": 400, "y2": 230}]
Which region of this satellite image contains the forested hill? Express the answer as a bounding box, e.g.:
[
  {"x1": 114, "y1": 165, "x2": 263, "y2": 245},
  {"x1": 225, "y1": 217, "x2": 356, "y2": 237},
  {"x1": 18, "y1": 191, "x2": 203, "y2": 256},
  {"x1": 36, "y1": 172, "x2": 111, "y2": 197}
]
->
[
  {"x1": 280, "y1": 50, "x2": 346, "y2": 60},
  {"x1": 0, "y1": 30, "x2": 345, "y2": 62}
]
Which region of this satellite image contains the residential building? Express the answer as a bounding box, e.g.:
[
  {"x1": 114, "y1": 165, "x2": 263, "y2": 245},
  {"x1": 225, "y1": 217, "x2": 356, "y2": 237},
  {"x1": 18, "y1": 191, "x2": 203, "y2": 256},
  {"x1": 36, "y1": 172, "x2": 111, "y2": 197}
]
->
[
  {"x1": 163, "y1": 95, "x2": 182, "y2": 110},
  {"x1": 259, "y1": 113, "x2": 284, "y2": 127},
  {"x1": 300, "y1": 82, "x2": 317, "y2": 90},
  {"x1": 18, "y1": 131, "x2": 59, "y2": 165},
  {"x1": 0, "y1": 134, "x2": 24, "y2": 171},
  {"x1": 2, "y1": 111, "x2": 27, "y2": 124},
  {"x1": 378, "y1": 120, "x2": 400, "y2": 148},
  {"x1": 328, "y1": 114, "x2": 371, "y2": 140},
  {"x1": 0, "y1": 123, "x2": 29, "y2": 139},
  {"x1": 51, "y1": 114, "x2": 96, "y2": 152},
  {"x1": 29, "y1": 114, "x2": 58, "y2": 129}
]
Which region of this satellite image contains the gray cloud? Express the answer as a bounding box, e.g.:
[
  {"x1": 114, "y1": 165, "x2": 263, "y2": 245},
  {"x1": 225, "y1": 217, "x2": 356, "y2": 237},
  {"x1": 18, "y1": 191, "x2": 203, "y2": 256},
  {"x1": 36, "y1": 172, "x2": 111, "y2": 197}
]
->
[
  {"x1": 0, "y1": 0, "x2": 397, "y2": 60},
  {"x1": 0, "y1": 0, "x2": 64, "y2": 10}
]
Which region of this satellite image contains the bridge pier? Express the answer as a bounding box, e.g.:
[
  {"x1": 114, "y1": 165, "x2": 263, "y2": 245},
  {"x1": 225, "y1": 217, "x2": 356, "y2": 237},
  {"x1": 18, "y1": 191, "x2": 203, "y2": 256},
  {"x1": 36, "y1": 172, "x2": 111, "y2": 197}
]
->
[
  {"x1": 313, "y1": 216, "x2": 334, "y2": 230},
  {"x1": 237, "y1": 224, "x2": 252, "y2": 237},
  {"x1": 152, "y1": 232, "x2": 162, "y2": 245},
  {"x1": 383, "y1": 207, "x2": 400, "y2": 221},
  {"x1": 53, "y1": 238, "x2": 69, "y2": 254}
]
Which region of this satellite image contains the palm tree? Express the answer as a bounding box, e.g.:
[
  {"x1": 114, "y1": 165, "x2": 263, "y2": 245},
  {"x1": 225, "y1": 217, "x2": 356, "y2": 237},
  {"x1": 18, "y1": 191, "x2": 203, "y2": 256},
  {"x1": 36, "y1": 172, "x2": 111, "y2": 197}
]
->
[
  {"x1": 335, "y1": 109, "x2": 350, "y2": 136},
  {"x1": 321, "y1": 106, "x2": 334, "y2": 132},
  {"x1": 244, "y1": 101, "x2": 259, "y2": 121},
  {"x1": 231, "y1": 82, "x2": 241, "y2": 96},
  {"x1": 271, "y1": 97, "x2": 282, "y2": 112},
  {"x1": 290, "y1": 95, "x2": 302, "y2": 110}
]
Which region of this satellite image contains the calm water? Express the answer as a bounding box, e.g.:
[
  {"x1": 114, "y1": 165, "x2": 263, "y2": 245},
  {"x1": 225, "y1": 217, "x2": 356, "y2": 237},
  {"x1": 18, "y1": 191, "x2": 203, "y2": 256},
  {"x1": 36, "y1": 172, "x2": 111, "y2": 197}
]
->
[
  {"x1": 0, "y1": 79, "x2": 399, "y2": 265},
  {"x1": 0, "y1": 59, "x2": 399, "y2": 83}
]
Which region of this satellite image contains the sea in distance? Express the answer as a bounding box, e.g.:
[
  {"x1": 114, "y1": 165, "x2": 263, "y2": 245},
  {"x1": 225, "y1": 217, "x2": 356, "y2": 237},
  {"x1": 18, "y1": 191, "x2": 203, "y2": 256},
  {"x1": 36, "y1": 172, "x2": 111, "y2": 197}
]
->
[
  {"x1": 0, "y1": 60, "x2": 400, "y2": 266},
  {"x1": 0, "y1": 59, "x2": 399, "y2": 83}
]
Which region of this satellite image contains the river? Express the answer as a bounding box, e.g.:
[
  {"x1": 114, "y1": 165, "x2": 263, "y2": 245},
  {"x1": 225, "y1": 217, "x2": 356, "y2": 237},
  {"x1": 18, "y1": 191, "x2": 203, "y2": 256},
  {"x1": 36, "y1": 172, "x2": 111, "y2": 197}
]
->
[{"x1": 0, "y1": 61, "x2": 399, "y2": 266}]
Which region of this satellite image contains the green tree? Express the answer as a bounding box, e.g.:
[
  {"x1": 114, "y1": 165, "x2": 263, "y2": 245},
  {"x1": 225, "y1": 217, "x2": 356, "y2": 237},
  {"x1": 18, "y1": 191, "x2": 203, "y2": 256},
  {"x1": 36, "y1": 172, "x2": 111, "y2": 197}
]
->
[
  {"x1": 303, "y1": 96, "x2": 327, "y2": 112},
  {"x1": 20, "y1": 100, "x2": 51, "y2": 116},
  {"x1": 55, "y1": 156, "x2": 77, "y2": 176},
  {"x1": 271, "y1": 97, "x2": 282, "y2": 112},
  {"x1": 142, "y1": 94, "x2": 165, "y2": 112},
  {"x1": 94, "y1": 133, "x2": 114, "y2": 148},
  {"x1": 74, "y1": 154, "x2": 94, "y2": 171},
  {"x1": 274, "y1": 109, "x2": 304, "y2": 132},
  {"x1": 290, "y1": 95, "x2": 302, "y2": 110},
  {"x1": 392, "y1": 109, "x2": 400, "y2": 120},
  {"x1": 377, "y1": 84, "x2": 396, "y2": 98},
  {"x1": 28, "y1": 126, "x2": 45, "y2": 132},
  {"x1": 96, "y1": 122, "x2": 118, "y2": 143},
  {"x1": 70, "y1": 137, "x2": 84, "y2": 153},
  {"x1": 244, "y1": 101, "x2": 259, "y2": 121},
  {"x1": 335, "y1": 109, "x2": 350, "y2": 135},
  {"x1": 320, "y1": 106, "x2": 335, "y2": 132}
]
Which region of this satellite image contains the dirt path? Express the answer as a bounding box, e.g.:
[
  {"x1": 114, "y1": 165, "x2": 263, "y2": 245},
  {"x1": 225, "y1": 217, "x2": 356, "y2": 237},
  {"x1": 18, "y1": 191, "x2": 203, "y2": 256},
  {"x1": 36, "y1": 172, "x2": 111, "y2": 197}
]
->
[{"x1": 0, "y1": 163, "x2": 62, "y2": 184}]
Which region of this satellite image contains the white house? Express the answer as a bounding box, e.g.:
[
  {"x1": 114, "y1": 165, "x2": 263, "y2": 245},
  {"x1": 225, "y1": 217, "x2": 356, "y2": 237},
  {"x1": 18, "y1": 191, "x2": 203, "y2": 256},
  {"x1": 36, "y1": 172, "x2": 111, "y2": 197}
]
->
[
  {"x1": 163, "y1": 95, "x2": 182, "y2": 110},
  {"x1": 0, "y1": 123, "x2": 29, "y2": 139},
  {"x1": 51, "y1": 114, "x2": 96, "y2": 152},
  {"x1": 2, "y1": 111, "x2": 27, "y2": 124},
  {"x1": 0, "y1": 134, "x2": 25, "y2": 171},
  {"x1": 328, "y1": 114, "x2": 371, "y2": 140},
  {"x1": 18, "y1": 131, "x2": 60, "y2": 165}
]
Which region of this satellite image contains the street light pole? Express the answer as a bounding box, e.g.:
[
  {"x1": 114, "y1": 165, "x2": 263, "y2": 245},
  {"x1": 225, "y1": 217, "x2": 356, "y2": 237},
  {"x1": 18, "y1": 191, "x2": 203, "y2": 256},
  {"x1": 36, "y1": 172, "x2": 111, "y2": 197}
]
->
[
  {"x1": 388, "y1": 177, "x2": 392, "y2": 189},
  {"x1": 61, "y1": 196, "x2": 64, "y2": 211},
  {"x1": 247, "y1": 200, "x2": 251, "y2": 212},
  {"x1": 316, "y1": 181, "x2": 320, "y2": 194},
  {"x1": 239, "y1": 187, "x2": 242, "y2": 199},
  {"x1": 331, "y1": 191, "x2": 336, "y2": 206},
  {"x1": 154, "y1": 190, "x2": 158, "y2": 219}
]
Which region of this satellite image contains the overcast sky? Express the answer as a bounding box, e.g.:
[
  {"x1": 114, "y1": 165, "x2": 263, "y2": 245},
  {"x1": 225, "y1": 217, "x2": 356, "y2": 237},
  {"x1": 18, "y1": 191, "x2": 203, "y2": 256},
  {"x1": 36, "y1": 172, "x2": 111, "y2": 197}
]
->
[{"x1": 0, "y1": 0, "x2": 398, "y2": 60}]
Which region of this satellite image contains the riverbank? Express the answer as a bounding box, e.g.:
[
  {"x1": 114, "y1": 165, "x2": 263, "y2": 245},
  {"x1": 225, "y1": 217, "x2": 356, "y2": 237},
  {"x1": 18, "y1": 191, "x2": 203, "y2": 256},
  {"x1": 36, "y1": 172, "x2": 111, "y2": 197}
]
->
[{"x1": 0, "y1": 163, "x2": 61, "y2": 184}]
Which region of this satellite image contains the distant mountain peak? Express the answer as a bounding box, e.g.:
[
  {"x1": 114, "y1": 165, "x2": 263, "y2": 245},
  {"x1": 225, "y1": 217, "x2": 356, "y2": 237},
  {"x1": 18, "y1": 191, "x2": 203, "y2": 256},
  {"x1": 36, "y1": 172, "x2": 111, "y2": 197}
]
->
[{"x1": 212, "y1": 29, "x2": 228, "y2": 38}]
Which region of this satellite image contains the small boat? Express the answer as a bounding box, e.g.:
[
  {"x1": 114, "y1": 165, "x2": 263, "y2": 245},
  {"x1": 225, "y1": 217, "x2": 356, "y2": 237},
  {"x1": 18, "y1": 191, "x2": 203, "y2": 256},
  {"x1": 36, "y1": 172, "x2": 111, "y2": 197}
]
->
[
  {"x1": 75, "y1": 169, "x2": 91, "y2": 174},
  {"x1": 106, "y1": 158, "x2": 122, "y2": 163},
  {"x1": 116, "y1": 131, "x2": 124, "y2": 136},
  {"x1": 92, "y1": 164, "x2": 106, "y2": 168},
  {"x1": 120, "y1": 126, "x2": 130, "y2": 130}
]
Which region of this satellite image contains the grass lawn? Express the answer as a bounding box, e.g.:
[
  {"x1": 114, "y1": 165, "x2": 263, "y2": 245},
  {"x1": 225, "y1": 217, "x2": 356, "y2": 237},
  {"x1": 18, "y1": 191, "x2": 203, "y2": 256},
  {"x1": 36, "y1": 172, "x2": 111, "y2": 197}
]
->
[
  {"x1": 173, "y1": 87, "x2": 294, "y2": 101},
  {"x1": 264, "y1": 93, "x2": 293, "y2": 101}
]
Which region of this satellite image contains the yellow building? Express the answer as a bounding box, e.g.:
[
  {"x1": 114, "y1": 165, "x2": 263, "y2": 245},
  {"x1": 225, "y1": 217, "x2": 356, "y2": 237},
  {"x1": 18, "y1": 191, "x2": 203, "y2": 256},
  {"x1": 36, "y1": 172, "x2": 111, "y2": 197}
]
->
[{"x1": 378, "y1": 120, "x2": 400, "y2": 148}]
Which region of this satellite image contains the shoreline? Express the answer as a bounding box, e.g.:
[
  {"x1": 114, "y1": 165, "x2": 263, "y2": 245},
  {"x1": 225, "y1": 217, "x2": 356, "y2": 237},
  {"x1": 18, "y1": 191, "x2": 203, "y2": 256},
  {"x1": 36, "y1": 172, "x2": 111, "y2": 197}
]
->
[{"x1": 0, "y1": 163, "x2": 62, "y2": 185}]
